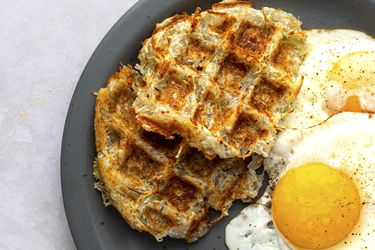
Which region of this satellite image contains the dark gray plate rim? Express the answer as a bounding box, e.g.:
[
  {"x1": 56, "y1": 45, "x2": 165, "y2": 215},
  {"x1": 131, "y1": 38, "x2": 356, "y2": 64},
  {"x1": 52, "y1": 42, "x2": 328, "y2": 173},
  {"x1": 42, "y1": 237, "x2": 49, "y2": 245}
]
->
[{"x1": 61, "y1": 0, "x2": 375, "y2": 249}]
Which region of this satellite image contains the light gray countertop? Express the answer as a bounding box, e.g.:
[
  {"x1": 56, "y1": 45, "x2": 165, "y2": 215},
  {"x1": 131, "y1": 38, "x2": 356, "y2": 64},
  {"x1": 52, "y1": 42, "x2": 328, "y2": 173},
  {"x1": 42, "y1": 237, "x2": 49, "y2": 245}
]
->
[{"x1": 0, "y1": 1, "x2": 138, "y2": 249}]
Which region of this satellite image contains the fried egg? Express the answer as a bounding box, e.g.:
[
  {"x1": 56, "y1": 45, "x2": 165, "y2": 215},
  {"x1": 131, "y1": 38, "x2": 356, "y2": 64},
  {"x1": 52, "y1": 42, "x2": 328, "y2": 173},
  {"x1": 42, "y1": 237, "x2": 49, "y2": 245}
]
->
[
  {"x1": 281, "y1": 29, "x2": 375, "y2": 129},
  {"x1": 226, "y1": 112, "x2": 375, "y2": 249}
]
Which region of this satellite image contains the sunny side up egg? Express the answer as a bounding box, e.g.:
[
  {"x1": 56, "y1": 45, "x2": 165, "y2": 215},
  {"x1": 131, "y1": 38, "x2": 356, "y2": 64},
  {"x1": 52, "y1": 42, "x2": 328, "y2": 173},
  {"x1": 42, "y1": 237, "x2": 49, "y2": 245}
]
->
[
  {"x1": 226, "y1": 112, "x2": 375, "y2": 250},
  {"x1": 281, "y1": 29, "x2": 375, "y2": 129},
  {"x1": 266, "y1": 112, "x2": 375, "y2": 249}
]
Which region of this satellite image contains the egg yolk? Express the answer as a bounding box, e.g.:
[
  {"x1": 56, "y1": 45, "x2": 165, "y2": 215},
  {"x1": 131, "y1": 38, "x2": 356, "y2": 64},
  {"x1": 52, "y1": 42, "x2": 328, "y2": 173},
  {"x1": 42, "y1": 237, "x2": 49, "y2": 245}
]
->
[
  {"x1": 342, "y1": 95, "x2": 363, "y2": 113},
  {"x1": 328, "y1": 51, "x2": 375, "y2": 90},
  {"x1": 272, "y1": 163, "x2": 361, "y2": 249},
  {"x1": 326, "y1": 51, "x2": 375, "y2": 113}
]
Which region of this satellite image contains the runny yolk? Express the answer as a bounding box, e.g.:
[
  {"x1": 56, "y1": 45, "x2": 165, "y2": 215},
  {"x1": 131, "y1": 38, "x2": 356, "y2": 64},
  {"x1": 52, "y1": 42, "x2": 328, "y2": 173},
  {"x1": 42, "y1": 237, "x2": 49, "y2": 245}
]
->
[{"x1": 272, "y1": 163, "x2": 361, "y2": 249}]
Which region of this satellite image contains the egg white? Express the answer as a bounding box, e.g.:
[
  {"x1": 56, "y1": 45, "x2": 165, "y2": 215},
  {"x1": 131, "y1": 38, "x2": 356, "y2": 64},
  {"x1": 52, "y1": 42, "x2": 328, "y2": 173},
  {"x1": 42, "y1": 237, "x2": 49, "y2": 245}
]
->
[{"x1": 225, "y1": 201, "x2": 291, "y2": 250}]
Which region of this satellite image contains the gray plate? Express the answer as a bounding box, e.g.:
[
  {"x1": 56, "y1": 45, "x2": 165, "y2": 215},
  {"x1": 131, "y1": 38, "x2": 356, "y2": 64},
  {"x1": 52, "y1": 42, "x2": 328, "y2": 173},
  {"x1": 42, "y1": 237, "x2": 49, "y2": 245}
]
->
[{"x1": 61, "y1": 0, "x2": 375, "y2": 249}]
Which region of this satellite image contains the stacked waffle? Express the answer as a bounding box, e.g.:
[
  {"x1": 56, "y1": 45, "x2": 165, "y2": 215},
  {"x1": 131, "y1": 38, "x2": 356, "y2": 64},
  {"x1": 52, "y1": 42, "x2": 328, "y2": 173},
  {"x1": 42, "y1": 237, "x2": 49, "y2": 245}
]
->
[{"x1": 94, "y1": 0, "x2": 306, "y2": 242}]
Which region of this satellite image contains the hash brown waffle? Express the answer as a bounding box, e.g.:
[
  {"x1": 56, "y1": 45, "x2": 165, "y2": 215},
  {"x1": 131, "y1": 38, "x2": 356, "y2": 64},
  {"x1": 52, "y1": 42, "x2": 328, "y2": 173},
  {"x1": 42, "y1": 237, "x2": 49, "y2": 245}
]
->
[
  {"x1": 133, "y1": 1, "x2": 306, "y2": 159},
  {"x1": 94, "y1": 66, "x2": 263, "y2": 242}
]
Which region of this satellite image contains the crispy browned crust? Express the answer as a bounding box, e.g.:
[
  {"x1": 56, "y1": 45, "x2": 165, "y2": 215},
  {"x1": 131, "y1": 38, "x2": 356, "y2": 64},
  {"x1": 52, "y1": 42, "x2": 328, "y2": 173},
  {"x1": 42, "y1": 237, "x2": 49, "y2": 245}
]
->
[
  {"x1": 134, "y1": 2, "x2": 307, "y2": 159},
  {"x1": 153, "y1": 13, "x2": 190, "y2": 35},
  {"x1": 213, "y1": 1, "x2": 253, "y2": 10},
  {"x1": 93, "y1": 65, "x2": 263, "y2": 242}
]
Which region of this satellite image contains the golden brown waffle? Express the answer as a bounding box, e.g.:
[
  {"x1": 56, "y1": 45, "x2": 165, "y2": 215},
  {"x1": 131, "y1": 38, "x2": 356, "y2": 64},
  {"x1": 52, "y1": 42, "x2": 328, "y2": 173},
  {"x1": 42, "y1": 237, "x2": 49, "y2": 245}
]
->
[
  {"x1": 133, "y1": 1, "x2": 306, "y2": 159},
  {"x1": 94, "y1": 66, "x2": 263, "y2": 242}
]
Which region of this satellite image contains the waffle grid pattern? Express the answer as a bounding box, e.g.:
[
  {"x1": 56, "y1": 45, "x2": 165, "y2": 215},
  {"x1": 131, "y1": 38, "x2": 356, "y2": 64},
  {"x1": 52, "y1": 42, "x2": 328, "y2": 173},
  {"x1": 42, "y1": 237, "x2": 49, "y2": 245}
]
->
[
  {"x1": 94, "y1": 66, "x2": 262, "y2": 242},
  {"x1": 134, "y1": 2, "x2": 306, "y2": 159}
]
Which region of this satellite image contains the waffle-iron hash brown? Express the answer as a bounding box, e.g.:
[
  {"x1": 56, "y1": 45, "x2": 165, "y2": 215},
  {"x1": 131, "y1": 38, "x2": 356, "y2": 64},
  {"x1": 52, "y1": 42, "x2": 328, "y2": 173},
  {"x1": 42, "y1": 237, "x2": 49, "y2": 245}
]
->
[
  {"x1": 134, "y1": 1, "x2": 306, "y2": 159},
  {"x1": 94, "y1": 66, "x2": 263, "y2": 242}
]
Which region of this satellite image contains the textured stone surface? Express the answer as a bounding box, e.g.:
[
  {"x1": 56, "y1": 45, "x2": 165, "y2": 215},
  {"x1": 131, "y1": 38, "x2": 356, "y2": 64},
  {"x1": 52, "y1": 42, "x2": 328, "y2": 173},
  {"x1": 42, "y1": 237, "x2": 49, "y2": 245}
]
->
[{"x1": 0, "y1": 1, "x2": 137, "y2": 249}]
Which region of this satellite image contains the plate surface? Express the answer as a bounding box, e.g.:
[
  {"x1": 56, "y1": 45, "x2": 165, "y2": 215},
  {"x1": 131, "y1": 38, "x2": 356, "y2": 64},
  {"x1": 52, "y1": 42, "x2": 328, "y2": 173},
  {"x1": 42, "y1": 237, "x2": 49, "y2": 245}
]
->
[{"x1": 61, "y1": 0, "x2": 375, "y2": 249}]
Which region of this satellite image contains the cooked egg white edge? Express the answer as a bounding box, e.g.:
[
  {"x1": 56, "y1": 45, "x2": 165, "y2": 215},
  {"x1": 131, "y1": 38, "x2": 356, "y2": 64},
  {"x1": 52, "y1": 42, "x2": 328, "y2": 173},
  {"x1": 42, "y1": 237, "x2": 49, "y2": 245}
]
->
[{"x1": 225, "y1": 202, "x2": 291, "y2": 250}]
